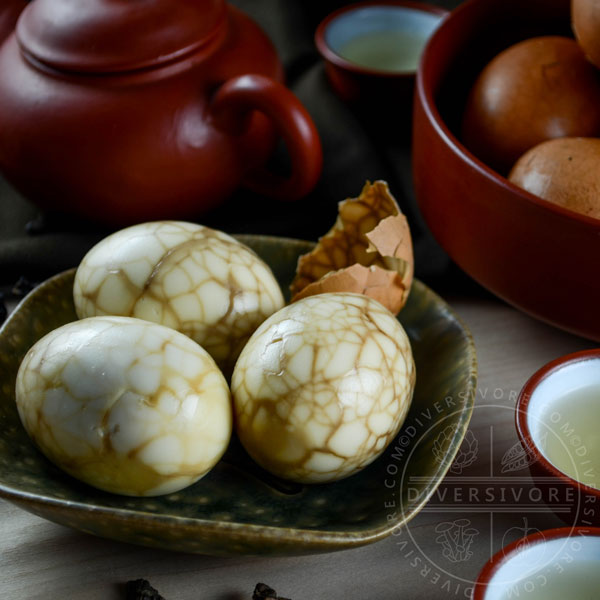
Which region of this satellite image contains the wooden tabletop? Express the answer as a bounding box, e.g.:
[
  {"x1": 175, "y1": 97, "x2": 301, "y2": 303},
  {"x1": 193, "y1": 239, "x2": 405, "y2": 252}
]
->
[{"x1": 1, "y1": 292, "x2": 595, "y2": 599}]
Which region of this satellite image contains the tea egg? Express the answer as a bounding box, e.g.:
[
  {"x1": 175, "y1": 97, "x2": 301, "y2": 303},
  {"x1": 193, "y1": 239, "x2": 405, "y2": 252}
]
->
[
  {"x1": 15, "y1": 316, "x2": 232, "y2": 496},
  {"x1": 231, "y1": 293, "x2": 415, "y2": 484},
  {"x1": 73, "y1": 221, "x2": 285, "y2": 376}
]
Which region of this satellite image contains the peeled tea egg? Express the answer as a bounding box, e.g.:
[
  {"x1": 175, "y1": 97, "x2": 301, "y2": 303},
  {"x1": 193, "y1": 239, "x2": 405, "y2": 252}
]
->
[
  {"x1": 509, "y1": 137, "x2": 600, "y2": 219},
  {"x1": 73, "y1": 221, "x2": 284, "y2": 376},
  {"x1": 462, "y1": 36, "x2": 600, "y2": 173},
  {"x1": 231, "y1": 293, "x2": 415, "y2": 484},
  {"x1": 15, "y1": 316, "x2": 232, "y2": 496}
]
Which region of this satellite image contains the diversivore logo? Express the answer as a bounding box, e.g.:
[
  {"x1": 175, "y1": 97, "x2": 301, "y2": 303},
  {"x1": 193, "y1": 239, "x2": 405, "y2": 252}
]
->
[{"x1": 381, "y1": 391, "x2": 599, "y2": 597}]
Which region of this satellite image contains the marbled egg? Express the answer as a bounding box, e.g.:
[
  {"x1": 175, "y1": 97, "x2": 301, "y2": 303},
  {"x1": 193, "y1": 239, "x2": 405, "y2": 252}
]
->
[
  {"x1": 231, "y1": 293, "x2": 415, "y2": 484},
  {"x1": 73, "y1": 221, "x2": 285, "y2": 376},
  {"x1": 15, "y1": 316, "x2": 232, "y2": 496}
]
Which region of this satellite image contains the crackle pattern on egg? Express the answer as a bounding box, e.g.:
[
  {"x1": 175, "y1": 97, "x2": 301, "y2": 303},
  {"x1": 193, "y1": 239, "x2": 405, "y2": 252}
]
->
[
  {"x1": 232, "y1": 293, "x2": 415, "y2": 484},
  {"x1": 73, "y1": 221, "x2": 285, "y2": 375},
  {"x1": 15, "y1": 316, "x2": 232, "y2": 496}
]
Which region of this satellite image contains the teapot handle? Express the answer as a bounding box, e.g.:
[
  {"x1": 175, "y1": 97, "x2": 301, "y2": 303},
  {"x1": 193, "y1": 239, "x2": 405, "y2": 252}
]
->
[{"x1": 210, "y1": 74, "x2": 322, "y2": 201}]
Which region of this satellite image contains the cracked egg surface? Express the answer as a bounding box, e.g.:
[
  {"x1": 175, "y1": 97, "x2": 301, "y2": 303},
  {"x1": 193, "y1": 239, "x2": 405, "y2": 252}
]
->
[
  {"x1": 231, "y1": 293, "x2": 415, "y2": 484},
  {"x1": 15, "y1": 316, "x2": 232, "y2": 497},
  {"x1": 73, "y1": 221, "x2": 285, "y2": 376}
]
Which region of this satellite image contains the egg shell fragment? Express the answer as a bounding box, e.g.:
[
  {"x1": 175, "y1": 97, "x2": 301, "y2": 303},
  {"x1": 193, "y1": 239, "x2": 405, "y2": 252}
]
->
[
  {"x1": 73, "y1": 221, "x2": 285, "y2": 376},
  {"x1": 290, "y1": 181, "x2": 413, "y2": 315},
  {"x1": 231, "y1": 292, "x2": 416, "y2": 484},
  {"x1": 15, "y1": 316, "x2": 232, "y2": 496}
]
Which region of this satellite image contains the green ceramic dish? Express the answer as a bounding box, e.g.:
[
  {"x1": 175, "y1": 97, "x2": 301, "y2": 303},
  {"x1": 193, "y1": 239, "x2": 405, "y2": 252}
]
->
[{"x1": 0, "y1": 235, "x2": 476, "y2": 555}]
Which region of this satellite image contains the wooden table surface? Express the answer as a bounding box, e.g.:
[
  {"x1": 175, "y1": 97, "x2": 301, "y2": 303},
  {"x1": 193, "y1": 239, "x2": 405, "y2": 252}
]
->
[{"x1": 1, "y1": 292, "x2": 595, "y2": 599}]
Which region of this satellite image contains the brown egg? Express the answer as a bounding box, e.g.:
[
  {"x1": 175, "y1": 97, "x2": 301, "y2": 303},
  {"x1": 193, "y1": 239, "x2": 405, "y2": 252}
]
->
[
  {"x1": 462, "y1": 36, "x2": 600, "y2": 174},
  {"x1": 573, "y1": 0, "x2": 600, "y2": 69},
  {"x1": 508, "y1": 137, "x2": 600, "y2": 219}
]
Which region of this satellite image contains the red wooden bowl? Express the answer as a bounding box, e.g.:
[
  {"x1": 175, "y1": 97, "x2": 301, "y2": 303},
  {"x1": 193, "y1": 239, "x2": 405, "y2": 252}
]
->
[
  {"x1": 472, "y1": 526, "x2": 600, "y2": 599},
  {"x1": 412, "y1": 0, "x2": 600, "y2": 341}
]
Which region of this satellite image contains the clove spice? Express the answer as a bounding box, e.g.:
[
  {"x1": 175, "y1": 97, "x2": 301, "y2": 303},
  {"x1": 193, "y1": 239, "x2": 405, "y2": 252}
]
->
[
  {"x1": 125, "y1": 579, "x2": 166, "y2": 600},
  {"x1": 124, "y1": 579, "x2": 293, "y2": 600},
  {"x1": 252, "y1": 582, "x2": 291, "y2": 600}
]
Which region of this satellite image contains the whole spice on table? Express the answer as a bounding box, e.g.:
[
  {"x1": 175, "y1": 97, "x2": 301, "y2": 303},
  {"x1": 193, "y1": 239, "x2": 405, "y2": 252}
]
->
[
  {"x1": 123, "y1": 579, "x2": 292, "y2": 599},
  {"x1": 253, "y1": 582, "x2": 291, "y2": 600},
  {"x1": 125, "y1": 579, "x2": 166, "y2": 600}
]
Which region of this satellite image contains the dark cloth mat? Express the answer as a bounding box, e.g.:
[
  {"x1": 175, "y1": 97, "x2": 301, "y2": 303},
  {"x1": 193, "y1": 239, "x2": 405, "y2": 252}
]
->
[{"x1": 0, "y1": 0, "x2": 484, "y2": 296}]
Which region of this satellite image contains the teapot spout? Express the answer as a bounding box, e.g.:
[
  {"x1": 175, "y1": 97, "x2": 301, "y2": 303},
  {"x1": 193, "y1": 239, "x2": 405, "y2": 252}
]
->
[{"x1": 0, "y1": 0, "x2": 27, "y2": 47}]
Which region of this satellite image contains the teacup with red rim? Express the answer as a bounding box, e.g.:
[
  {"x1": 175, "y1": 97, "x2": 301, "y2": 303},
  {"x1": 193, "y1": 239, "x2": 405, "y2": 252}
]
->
[
  {"x1": 473, "y1": 526, "x2": 600, "y2": 599},
  {"x1": 516, "y1": 349, "x2": 600, "y2": 526},
  {"x1": 315, "y1": 0, "x2": 447, "y2": 112}
]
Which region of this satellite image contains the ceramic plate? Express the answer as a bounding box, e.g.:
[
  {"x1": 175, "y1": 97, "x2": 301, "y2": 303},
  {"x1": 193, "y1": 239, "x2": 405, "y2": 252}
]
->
[{"x1": 0, "y1": 235, "x2": 476, "y2": 555}]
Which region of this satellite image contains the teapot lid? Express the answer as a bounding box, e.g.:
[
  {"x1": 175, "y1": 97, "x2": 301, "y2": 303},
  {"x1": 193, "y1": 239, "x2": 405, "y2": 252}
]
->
[{"x1": 17, "y1": 0, "x2": 227, "y2": 73}]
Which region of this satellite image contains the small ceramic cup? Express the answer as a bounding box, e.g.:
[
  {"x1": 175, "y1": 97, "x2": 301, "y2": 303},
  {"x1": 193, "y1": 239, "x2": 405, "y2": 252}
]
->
[
  {"x1": 315, "y1": 0, "x2": 447, "y2": 110},
  {"x1": 472, "y1": 526, "x2": 600, "y2": 599},
  {"x1": 515, "y1": 350, "x2": 600, "y2": 525}
]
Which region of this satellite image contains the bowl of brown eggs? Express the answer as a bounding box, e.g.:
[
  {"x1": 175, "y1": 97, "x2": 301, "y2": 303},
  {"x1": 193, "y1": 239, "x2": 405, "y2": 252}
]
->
[{"x1": 413, "y1": 0, "x2": 600, "y2": 340}]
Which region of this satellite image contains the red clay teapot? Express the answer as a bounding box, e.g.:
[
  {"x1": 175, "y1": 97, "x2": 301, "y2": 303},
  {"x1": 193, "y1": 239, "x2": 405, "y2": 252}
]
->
[{"x1": 0, "y1": 0, "x2": 322, "y2": 225}]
